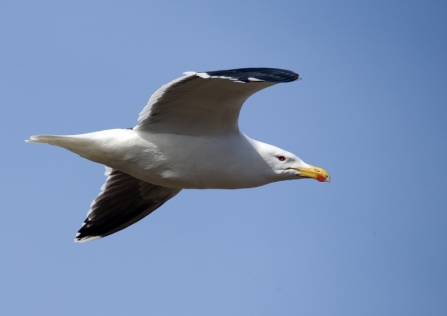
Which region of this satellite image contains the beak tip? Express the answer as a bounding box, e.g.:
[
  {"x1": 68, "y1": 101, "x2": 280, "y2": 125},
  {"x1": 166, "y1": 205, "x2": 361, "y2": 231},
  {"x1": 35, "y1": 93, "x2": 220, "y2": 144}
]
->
[
  {"x1": 316, "y1": 174, "x2": 330, "y2": 182},
  {"x1": 318, "y1": 173, "x2": 330, "y2": 183}
]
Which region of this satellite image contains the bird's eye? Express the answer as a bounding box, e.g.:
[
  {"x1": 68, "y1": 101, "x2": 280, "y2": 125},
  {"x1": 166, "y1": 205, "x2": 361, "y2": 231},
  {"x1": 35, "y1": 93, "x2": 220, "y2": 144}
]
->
[{"x1": 277, "y1": 155, "x2": 286, "y2": 161}]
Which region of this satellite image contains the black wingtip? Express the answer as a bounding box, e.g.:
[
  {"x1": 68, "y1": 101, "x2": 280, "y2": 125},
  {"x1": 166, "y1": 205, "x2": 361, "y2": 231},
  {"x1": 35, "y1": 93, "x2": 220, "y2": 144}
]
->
[
  {"x1": 74, "y1": 231, "x2": 102, "y2": 243},
  {"x1": 201, "y1": 67, "x2": 300, "y2": 83},
  {"x1": 74, "y1": 220, "x2": 103, "y2": 242}
]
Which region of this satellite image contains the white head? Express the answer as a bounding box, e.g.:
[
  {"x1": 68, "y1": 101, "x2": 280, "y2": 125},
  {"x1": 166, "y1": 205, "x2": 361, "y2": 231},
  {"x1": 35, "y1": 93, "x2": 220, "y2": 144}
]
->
[{"x1": 251, "y1": 139, "x2": 330, "y2": 183}]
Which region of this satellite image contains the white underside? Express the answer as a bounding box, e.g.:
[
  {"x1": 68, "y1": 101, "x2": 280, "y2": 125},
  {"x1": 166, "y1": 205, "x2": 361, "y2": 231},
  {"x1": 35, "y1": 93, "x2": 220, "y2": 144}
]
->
[{"x1": 28, "y1": 129, "x2": 294, "y2": 189}]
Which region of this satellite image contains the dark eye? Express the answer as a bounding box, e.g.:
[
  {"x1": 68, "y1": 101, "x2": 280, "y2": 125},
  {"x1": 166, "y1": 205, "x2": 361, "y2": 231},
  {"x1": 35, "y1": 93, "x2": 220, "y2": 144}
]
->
[{"x1": 277, "y1": 155, "x2": 286, "y2": 162}]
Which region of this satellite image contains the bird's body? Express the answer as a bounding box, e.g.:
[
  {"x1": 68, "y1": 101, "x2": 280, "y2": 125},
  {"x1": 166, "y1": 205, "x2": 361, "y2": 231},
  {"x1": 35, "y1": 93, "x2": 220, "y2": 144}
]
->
[
  {"x1": 27, "y1": 68, "x2": 330, "y2": 242},
  {"x1": 33, "y1": 129, "x2": 295, "y2": 189}
]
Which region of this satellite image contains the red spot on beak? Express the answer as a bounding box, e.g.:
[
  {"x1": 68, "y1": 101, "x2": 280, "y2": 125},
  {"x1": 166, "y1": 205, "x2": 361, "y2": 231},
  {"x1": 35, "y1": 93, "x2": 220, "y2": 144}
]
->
[{"x1": 316, "y1": 174, "x2": 325, "y2": 182}]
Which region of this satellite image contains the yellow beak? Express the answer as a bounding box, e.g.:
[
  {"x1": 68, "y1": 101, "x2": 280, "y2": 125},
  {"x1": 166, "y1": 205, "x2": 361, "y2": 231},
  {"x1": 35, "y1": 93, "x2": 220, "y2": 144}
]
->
[{"x1": 296, "y1": 165, "x2": 330, "y2": 182}]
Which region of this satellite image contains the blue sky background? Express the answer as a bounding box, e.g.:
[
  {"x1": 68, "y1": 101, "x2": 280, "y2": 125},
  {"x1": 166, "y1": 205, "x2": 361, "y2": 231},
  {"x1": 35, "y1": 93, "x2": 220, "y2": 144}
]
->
[{"x1": 1, "y1": 1, "x2": 446, "y2": 315}]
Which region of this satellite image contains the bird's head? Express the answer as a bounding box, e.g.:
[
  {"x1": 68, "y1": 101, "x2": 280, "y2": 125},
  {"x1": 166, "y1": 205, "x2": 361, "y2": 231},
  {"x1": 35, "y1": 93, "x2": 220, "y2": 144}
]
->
[{"x1": 256, "y1": 142, "x2": 330, "y2": 183}]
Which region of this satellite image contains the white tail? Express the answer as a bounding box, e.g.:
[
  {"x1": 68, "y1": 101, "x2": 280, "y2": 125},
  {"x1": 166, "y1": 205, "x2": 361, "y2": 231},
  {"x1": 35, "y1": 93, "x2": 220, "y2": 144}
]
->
[
  {"x1": 26, "y1": 129, "x2": 132, "y2": 166},
  {"x1": 26, "y1": 135, "x2": 69, "y2": 145},
  {"x1": 26, "y1": 134, "x2": 97, "y2": 160}
]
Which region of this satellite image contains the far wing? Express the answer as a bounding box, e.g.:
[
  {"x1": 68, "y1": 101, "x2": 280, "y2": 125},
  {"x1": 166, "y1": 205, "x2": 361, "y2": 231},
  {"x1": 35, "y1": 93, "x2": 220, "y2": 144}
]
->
[
  {"x1": 135, "y1": 68, "x2": 300, "y2": 135},
  {"x1": 75, "y1": 168, "x2": 181, "y2": 242}
]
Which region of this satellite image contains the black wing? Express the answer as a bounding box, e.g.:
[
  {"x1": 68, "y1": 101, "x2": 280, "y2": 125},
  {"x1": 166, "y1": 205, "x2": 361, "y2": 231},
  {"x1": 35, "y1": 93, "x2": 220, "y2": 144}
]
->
[
  {"x1": 203, "y1": 68, "x2": 299, "y2": 83},
  {"x1": 75, "y1": 168, "x2": 181, "y2": 242}
]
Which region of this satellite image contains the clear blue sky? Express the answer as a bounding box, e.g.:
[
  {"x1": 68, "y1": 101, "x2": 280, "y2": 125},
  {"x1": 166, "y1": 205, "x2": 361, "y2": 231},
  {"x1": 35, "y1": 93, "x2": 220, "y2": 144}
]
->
[{"x1": 1, "y1": 1, "x2": 446, "y2": 315}]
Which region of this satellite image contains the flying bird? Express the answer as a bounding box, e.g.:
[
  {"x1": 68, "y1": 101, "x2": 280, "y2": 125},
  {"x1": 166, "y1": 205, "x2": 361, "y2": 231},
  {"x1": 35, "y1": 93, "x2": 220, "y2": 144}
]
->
[{"x1": 27, "y1": 68, "x2": 330, "y2": 242}]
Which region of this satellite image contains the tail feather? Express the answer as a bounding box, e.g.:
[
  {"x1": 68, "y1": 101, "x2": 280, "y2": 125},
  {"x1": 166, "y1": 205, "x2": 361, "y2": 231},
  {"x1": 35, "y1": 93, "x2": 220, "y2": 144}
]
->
[
  {"x1": 26, "y1": 129, "x2": 132, "y2": 166},
  {"x1": 26, "y1": 135, "x2": 67, "y2": 145},
  {"x1": 26, "y1": 134, "x2": 93, "y2": 157},
  {"x1": 26, "y1": 132, "x2": 115, "y2": 165}
]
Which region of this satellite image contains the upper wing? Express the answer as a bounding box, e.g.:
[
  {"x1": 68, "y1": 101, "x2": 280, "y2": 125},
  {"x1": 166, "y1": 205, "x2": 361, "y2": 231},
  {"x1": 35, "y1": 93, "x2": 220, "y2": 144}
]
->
[
  {"x1": 135, "y1": 68, "x2": 300, "y2": 135},
  {"x1": 75, "y1": 168, "x2": 181, "y2": 242}
]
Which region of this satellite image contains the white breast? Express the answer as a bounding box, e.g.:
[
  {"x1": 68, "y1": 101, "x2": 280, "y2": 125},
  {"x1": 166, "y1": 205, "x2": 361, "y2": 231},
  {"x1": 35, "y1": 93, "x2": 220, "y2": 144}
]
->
[{"x1": 104, "y1": 130, "x2": 277, "y2": 189}]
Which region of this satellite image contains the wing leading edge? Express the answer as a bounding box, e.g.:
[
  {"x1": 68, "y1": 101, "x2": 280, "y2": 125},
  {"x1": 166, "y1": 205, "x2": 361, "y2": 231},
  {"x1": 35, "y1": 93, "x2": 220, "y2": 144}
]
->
[{"x1": 135, "y1": 68, "x2": 300, "y2": 135}]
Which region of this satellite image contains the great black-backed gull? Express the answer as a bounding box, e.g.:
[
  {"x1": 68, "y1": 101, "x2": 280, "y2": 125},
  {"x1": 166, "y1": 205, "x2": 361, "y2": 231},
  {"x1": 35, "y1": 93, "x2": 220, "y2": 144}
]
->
[{"x1": 27, "y1": 68, "x2": 330, "y2": 242}]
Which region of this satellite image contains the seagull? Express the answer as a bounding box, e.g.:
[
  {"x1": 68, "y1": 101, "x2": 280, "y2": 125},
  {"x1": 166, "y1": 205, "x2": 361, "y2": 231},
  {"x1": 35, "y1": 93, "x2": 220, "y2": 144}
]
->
[{"x1": 27, "y1": 67, "x2": 330, "y2": 242}]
